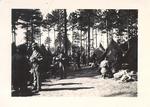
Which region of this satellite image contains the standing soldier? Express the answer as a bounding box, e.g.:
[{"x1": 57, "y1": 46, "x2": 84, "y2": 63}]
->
[
  {"x1": 12, "y1": 44, "x2": 31, "y2": 96},
  {"x1": 77, "y1": 50, "x2": 81, "y2": 69},
  {"x1": 57, "y1": 51, "x2": 68, "y2": 79},
  {"x1": 82, "y1": 52, "x2": 86, "y2": 66},
  {"x1": 29, "y1": 43, "x2": 42, "y2": 93}
]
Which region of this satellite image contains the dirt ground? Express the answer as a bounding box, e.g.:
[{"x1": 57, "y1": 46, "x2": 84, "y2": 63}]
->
[{"x1": 32, "y1": 67, "x2": 137, "y2": 97}]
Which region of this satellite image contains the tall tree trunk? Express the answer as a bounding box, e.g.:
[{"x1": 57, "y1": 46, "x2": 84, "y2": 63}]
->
[
  {"x1": 92, "y1": 28, "x2": 94, "y2": 49},
  {"x1": 39, "y1": 33, "x2": 41, "y2": 46},
  {"x1": 101, "y1": 30, "x2": 103, "y2": 45},
  {"x1": 106, "y1": 9, "x2": 109, "y2": 48},
  {"x1": 95, "y1": 29, "x2": 97, "y2": 48},
  {"x1": 71, "y1": 27, "x2": 74, "y2": 55},
  {"x1": 64, "y1": 9, "x2": 68, "y2": 55},
  {"x1": 48, "y1": 28, "x2": 50, "y2": 48},
  {"x1": 31, "y1": 22, "x2": 34, "y2": 43},
  {"x1": 54, "y1": 27, "x2": 56, "y2": 52},
  {"x1": 26, "y1": 26, "x2": 29, "y2": 46},
  {"x1": 88, "y1": 25, "x2": 90, "y2": 62},
  {"x1": 80, "y1": 30, "x2": 82, "y2": 52},
  {"x1": 86, "y1": 33, "x2": 88, "y2": 56},
  {"x1": 127, "y1": 10, "x2": 130, "y2": 50},
  {"x1": 106, "y1": 18, "x2": 109, "y2": 48}
]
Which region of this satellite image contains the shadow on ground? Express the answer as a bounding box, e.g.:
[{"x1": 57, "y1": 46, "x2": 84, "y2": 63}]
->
[
  {"x1": 41, "y1": 86, "x2": 94, "y2": 91},
  {"x1": 42, "y1": 82, "x2": 82, "y2": 86},
  {"x1": 12, "y1": 91, "x2": 40, "y2": 97}
]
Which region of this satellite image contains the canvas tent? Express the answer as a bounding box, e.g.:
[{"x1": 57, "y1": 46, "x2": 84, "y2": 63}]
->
[{"x1": 99, "y1": 39, "x2": 123, "y2": 73}]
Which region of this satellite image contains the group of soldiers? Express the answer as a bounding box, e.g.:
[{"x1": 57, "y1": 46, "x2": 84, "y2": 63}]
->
[
  {"x1": 11, "y1": 32, "x2": 137, "y2": 96},
  {"x1": 12, "y1": 41, "x2": 89, "y2": 96}
]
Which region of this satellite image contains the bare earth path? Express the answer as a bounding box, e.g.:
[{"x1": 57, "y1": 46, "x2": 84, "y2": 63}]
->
[{"x1": 33, "y1": 67, "x2": 137, "y2": 97}]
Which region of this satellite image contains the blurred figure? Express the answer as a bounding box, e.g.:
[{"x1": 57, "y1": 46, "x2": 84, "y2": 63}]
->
[
  {"x1": 99, "y1": 58, "x2": 110, "y2": 78},
  {"x1": 76, "y1": 51, "x2": 81, "y2": 69},
  {"x1": 82, "y1": 52, "x2": 86, "y2": 66},
  {"x1": 12, "y1": 43, "x2": 31, "y2": 96}
]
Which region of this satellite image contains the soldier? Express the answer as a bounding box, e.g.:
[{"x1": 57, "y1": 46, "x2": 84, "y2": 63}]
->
[
  {"x1": 29, "y1": 43, "x2": 42, "y2": 92},
  {"x1": 76, "y1": 51, "x2": 81, "y2": 69},
  {"x1": 82, "y1": 52, "x2": 86, "y2": 66},
  {"x1": 58, "y1": 51, "x2": 68, "y2": 79},
  {"x1": 12, "y1": 44, "x2": 31, "y2": 96}
]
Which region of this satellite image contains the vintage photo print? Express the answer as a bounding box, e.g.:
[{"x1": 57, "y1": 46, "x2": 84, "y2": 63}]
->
[
  {"x1": 1, "y1": 0, "x2": 150, "y2": 107},
  {"x1": 11, "y1": 9, "x2": 137, "y2": 97}
]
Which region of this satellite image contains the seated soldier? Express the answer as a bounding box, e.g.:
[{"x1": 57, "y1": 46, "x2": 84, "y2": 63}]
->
[{"x1": 99, "y1": 57, "x2": 111, "y2": 78}]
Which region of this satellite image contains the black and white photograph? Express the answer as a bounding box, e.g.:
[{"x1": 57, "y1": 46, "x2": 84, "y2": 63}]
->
[{"x1": 11, "y1": 9, "x2": 138, "y2": 97}]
